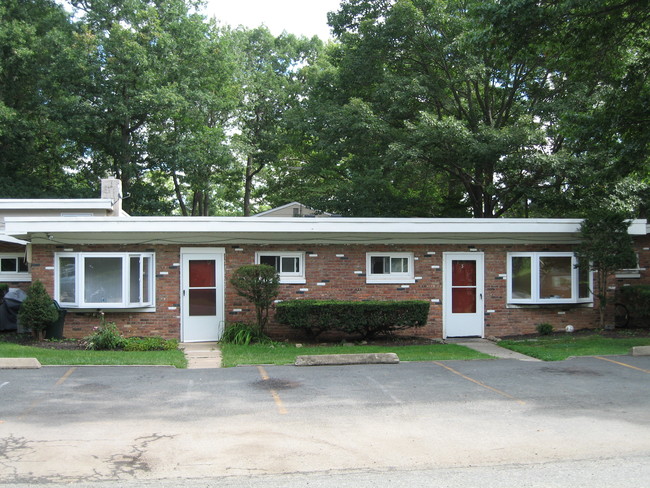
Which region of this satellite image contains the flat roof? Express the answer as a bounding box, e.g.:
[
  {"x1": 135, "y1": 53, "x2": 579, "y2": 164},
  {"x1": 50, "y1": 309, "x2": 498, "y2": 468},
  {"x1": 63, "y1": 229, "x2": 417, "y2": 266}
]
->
[{"x1": 5, "y1": 217, "x2": 647, "y2": 245}]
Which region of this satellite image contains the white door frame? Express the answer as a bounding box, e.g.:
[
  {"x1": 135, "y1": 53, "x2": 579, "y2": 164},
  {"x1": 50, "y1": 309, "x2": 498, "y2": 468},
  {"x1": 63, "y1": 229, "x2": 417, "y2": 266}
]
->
[
  {"x1": 180, "y1": 247, "x2": 225, "y2": 342},
  {"x1": 442, "y1": 252, "x2": 485, "y2": 338}
]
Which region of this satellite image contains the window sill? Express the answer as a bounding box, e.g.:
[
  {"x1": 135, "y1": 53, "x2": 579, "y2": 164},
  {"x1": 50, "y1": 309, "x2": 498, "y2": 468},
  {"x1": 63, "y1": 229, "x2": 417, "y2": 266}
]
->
[
  {"x1": 0, "y1": 273, "x2": 31, "y2": 282},
  {"x1": 367, "y1": 278, "x2": 416, "y2": 284},
  {"x1": 58, "y1": 306, "x2": 156, "y2": 313},
  {"x1": 279, "y1": 278, "x2": 306, "y2": 285},
  {"x1": 506, "y1": 302, "x2": 593, "y2": 309}
]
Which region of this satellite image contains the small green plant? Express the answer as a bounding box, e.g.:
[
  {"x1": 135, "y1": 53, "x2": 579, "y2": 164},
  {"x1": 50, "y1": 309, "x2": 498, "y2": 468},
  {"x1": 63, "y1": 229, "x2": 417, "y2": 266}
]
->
[
  {"x1": 230, "y1": 264, "x2": 279, "y2": 334},
  {"x1": 536, "y1": 323, "x2": 554, "y2": 336},
  {"x1": 122, "y1": 336, "x2": 179, "y2": 351},
  {"x1": 221, "y1": 322, "x2": 270, "y2": 345},
  {"x1": 85, "y1": 315, "x2": 124, "y2": 350},
  {"x1": 17, "y1": 281, "x2": 59, "y2": 340}
]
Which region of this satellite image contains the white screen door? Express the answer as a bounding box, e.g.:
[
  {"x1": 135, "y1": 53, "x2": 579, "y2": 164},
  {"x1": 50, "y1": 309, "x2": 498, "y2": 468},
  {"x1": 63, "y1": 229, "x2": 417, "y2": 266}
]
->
[
  {"x1": 443, "y1": 253, "x2": 484, "y2": 338},
  {"x1": 181, "y1": 248, "x2": 225, "y2": 342}
]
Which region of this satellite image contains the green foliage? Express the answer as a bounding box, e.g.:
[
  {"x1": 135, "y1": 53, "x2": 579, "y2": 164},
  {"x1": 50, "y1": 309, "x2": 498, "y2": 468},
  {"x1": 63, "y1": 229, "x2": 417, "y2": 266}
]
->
[
  {"x1": 275, "y1": 300, "x2": 430, "y2": 340},
  {"x1": 230, "y1": 265, "x2": 280, "y2": 334},
  {"x1": 220, "y1": 322, "x2": 270, "y2": 345},
  {"x1": 575, "y1": 208, "x2": 637, "y2": 327},
  {"x1": 617, "y1": 286, "x2": 650, "y2": 327},
  {"x1": 536, "y1": 323, "x2": 554, "y2": 336},
  {"x1": 84, "y1": 320, "x2": 123, "y2": 351},
  {"x1": 121, "y1": 336, "x2": 179, "y2": 351},
  {"x1": 17, "y1": 281, "x2": 59, "y2": 336}
]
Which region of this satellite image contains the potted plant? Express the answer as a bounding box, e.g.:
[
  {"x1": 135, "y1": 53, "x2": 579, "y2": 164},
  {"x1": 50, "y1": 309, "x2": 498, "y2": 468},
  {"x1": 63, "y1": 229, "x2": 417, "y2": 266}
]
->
[{"x1": 18, "y1": 280, "x2": 59, "y2": 340}]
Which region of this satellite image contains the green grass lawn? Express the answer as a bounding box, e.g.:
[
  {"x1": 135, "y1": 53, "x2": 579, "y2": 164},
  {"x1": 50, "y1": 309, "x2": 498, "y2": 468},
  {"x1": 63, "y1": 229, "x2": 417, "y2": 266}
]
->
[
  {"x1": 220, "y1": 342, "x2": 493, "y2": 367},
  {"x1": 498, "y1": 334, "x2": 650, "y2": 361},
  {"x1": 0, "y1": 341, "x2": 187, "y2": 368}
]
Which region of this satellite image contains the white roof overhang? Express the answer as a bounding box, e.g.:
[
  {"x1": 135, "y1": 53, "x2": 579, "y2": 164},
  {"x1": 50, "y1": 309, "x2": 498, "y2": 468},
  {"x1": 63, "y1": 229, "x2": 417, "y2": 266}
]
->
[{"x1": 5, "y1": 217, "x2": 647, "y2": 246}]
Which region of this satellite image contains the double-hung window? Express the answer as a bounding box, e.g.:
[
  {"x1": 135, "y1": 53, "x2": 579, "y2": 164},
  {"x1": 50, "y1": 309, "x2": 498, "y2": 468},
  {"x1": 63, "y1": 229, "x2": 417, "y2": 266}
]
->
[
  {"x1": 366, "y1": 252, "x2": 415, "y2": 284},
  {"x1": 507, "y1": 252, "x2": 591, "y2": 305},
  {"x1": 55, "y1": 252, "x2": 155, "y2": 309},
  {"x1": 255, "y1": 252, "x2": 305, "y2": 284},
  {"x1": 0, "y1": 254, "x2": 30, "y2": 282}
]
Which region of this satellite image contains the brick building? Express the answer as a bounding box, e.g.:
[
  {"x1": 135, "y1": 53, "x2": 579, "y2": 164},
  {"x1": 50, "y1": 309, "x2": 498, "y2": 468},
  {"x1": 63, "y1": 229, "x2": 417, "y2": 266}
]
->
[{"x1": 4, "y1": 216, "x2": 649, "y2": 341}]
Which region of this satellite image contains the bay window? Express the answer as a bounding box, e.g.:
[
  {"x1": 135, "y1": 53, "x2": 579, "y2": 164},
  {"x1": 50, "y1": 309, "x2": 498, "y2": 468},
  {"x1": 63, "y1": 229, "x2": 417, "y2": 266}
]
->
[
  {"x1": 507, "y1": 252, "x2": 591, "y2": 304},
  {"x1": 55, "y1": 252, "x2": 154, "y2": 309}
]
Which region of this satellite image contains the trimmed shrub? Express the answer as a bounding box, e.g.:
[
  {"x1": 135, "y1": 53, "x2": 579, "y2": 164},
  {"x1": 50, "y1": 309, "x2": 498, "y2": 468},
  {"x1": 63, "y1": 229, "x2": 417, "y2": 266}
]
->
[
  {"x1": 275, "y1": 300, "x2": 430, "y2": 340},
  {"x1": 122, "y1": 336, "x2": 179, "y2": 351},
  {"x1": 17, "y1": 281, "x2": 59, "y2": 340},
  {"x1": 617, "y1": 285, "x2": 650, "y2": 327},
  {"x1": 536, "y1": 323, "x2": 554, "y2": 336},
  {"x1": 85, "y1": 320, "x2": 124, "y2": 350}
]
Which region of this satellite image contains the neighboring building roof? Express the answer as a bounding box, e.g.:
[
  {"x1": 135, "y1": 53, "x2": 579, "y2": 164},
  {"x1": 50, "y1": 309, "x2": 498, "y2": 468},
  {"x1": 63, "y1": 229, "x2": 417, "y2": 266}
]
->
[
  {"x1": 0, "y1": 199, "x2": 113, "y2": 211},
  {"x1": 253, "y1": 202, "x2": 332, "y2": 218},
  {"x1": 6, "y1": 216, "x2": 647, "y2": 246}
]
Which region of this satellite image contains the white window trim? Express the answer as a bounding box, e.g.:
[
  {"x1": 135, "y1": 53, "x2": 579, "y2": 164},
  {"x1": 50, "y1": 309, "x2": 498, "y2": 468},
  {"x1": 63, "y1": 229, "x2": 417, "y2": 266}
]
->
[
  {"x1": 366, "y1": 252, "x2": 415, "y2": 284},
  {"x1": 0, "y1": 253, "x2": 31, "y2": 282},
  {"x1": 255, "y1": 251, "x2": 306, "y2": 284},
  {"x1": 55, "y1": 252, "x2": 155, "y2": 310},
  {"x1": 507, "y1": 252, "x2": 592, "y2": 305}
]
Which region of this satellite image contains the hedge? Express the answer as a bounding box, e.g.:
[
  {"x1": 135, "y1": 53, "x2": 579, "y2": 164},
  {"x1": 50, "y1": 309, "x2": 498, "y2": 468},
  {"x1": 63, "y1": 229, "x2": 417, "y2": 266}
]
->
[
  {"x1": 275, "y1": 300, "x2": 430, "y2": 340},
  {"x1": 617, "y1": 285, "x2": 650, "y2": 327}
]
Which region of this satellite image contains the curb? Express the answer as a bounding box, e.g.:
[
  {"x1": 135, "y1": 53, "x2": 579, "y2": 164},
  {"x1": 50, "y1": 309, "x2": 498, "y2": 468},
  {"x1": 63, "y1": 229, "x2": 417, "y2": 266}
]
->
[
  {"x1": 0, "y1": 358, "x2": 42, "y2": 369},
  {"x1": 295, "y1": 353, "x2": 399, "y2": 366}
]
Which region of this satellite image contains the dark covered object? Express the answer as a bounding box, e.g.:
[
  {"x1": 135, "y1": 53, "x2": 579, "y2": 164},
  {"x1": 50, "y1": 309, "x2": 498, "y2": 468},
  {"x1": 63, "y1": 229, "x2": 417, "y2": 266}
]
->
[{"x1": 0, "y1": 288, "x2": 27, "y2": 331}]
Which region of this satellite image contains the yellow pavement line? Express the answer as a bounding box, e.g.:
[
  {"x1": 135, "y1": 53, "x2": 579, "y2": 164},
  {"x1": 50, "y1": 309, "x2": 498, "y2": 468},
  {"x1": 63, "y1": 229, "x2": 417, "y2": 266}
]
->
[
  {"x1": 56, "y1": 367, "x2": 77, "y2": 385},
  {"x1": 595, "y1": 356, "x2": 650, "y2": 374},
  {"x1": 433, "y1": 361, "x2": 526, "y2": 405},
  {"x1": 19, "y1": 367, "x2": 78, "y2": 420},
  {"x1": 257, "y1": 366, "x2": 288, "y2": 415}
]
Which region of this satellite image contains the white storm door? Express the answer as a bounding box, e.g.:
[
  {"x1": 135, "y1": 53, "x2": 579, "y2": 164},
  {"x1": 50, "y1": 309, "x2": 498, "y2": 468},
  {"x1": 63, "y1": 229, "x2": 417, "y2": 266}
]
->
[
  {"x1": 443, "y1": 253, "x2": 484, "y2": 338},
  {"x1": 181, "y1": 248, "x2": 225, "y2": 342}
]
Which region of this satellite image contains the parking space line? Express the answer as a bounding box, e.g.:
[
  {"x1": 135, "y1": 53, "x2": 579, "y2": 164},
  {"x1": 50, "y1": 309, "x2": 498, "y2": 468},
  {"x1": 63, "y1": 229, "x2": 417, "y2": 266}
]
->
[
  {"x1": 19, "y1": 367, "x2": 78, "y2": 421},
  {"x1": 56, "y1": 367, "x2": 77, "y2": 385},
  {"x1": 595, "y1": 356, "x2": 650, "y2": 374},
  {"x1": 257, "y1": 366, "x2": 288, "y2": 415},
  {"x1": 433, "y1": 361, "x2": 526, "y2": 405}
]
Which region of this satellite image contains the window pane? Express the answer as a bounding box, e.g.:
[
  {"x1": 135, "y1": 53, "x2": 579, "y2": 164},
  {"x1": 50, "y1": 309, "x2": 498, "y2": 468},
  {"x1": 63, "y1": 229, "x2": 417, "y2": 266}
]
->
[
  {"x1": 84, "y1": 257, "x2": 123, "y2": 303},
  {"x1": 17, "y1": 258, "x2": 28, "y2": 272},
  {"x1": 1, "y1": 258, "x2": 17, "y2": 272},
  {"x1": 58, "y1": 257, "x2": 76, "y2": 303},
  {"x1": 578, "y1": 262, "x2": 590, "y2": 299},
  {"x1": 391, "y1": 257, "x2": 408, "y2": 273},
  {"x1": 130, "y1": 257, "x2": 141, "y2": 303},
  {"x1": 511, "y1": 257, "x2": 532, "y2": 299},
  {"x1": 189, "y1": 260, "x2": 215, "y2": 287},
  {"x1": 142, "y1": 256, "x2": 151, "y2": 303},
  {"x1": 260, "y1": 255, "x2": 280, "y2": 271},
  {"x1": 539, "y1": 256, "x2": 572, "y2": 299},
  {"x1": 452, "y1": 260, "x2": 476, "y2": 286},
  {"x1": 189, "y1": 289, "x2": 216, "y2": 316},
  {"x1": 371, "y1": 256, "x2": 390, "y2": 274},
  {"x1": 452, "y1": 288, "x2": 477, "y2": 313},
  {"x1": 281, "y1": 256, "x2": 299, "y2": 273}
]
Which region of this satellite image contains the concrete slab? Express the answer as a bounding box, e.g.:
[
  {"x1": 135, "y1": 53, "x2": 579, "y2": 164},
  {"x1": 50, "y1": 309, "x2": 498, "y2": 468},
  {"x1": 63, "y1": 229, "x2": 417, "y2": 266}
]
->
[
  {"x1": 631, "y1": 345, "x2": 650, "y2": 356},
  {"x1": 0, "y1": 357, "x2": 42, "y2": 369},
  {"x1": 179, "y1": 342, "x2": 222, "y2": 369},
  {"x1": 446, "y1": 338, "x2": 541, "y2": 361},
  {"x1": 295, "y1": 353, "x2": 399, "y2": 366}
]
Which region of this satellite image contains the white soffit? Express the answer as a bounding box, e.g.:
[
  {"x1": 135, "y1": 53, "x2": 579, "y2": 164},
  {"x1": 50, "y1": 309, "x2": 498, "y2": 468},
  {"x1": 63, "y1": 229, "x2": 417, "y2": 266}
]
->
[{"x1": 6, "y1": 217, "x2": 647, "y2": 245}]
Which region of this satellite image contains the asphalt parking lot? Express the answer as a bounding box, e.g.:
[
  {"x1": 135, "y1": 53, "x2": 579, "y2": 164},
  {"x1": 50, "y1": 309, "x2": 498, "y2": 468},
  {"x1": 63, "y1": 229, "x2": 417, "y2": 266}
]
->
[{"x1": 2, "y1": 356, "x2": 650, "y2": 486}]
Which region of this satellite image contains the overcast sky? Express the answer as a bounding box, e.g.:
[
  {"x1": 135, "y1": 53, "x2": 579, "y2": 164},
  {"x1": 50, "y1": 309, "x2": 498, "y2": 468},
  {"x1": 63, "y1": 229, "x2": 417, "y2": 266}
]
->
[{"x1": 202, "y1": 0, "x2": 342, "y2": 39}]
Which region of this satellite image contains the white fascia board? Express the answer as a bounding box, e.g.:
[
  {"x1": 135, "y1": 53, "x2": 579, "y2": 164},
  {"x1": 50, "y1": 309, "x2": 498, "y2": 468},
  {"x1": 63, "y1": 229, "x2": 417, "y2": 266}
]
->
[
  {"x1": 5, "y1": 217, "x2": 647, "y2": 245},
  {"x1": 0, "y1": 199, "x2": 113, "y2": 211}
]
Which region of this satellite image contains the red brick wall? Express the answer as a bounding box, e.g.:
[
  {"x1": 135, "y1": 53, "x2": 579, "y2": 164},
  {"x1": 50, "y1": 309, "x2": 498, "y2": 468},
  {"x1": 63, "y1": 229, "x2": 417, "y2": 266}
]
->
[{"x1": 28, "y1": 238, "x2": 650, "y2": 341}]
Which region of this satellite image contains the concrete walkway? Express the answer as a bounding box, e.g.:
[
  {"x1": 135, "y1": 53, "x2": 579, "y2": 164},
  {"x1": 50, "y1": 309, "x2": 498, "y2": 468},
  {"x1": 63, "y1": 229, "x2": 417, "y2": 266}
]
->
[
  {"x1": 179, "y1": 342, "x2": 222, "y2": 369},
  {"x1": 446, "y1": 338, "x2": 541, "y2": 361}
]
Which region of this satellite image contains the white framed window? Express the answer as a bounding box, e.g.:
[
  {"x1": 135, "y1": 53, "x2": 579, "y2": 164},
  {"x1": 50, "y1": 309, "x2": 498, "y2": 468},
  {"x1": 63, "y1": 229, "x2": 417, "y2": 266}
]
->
[
  {"x1": 507, "y1": 252, "x2": 592, "y2": 304},
  {"x1": 255, "y1": 251, "x2": 305, "y2": 284},
  {"x1": 366, "y1": 252, "x2": 415, "y2": 284},
  {"x1": 0, "y1": 253, "x2": 30, "y2": 282},
  {"x1": 55, "y1": 252, "x2": 155, "y2": 309}
]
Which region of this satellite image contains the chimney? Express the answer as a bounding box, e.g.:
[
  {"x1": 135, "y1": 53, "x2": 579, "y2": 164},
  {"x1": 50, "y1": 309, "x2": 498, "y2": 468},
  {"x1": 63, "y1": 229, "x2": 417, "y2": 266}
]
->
[{"x1": 101, "y1": 178, "x2": 124, "y2": 216}]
